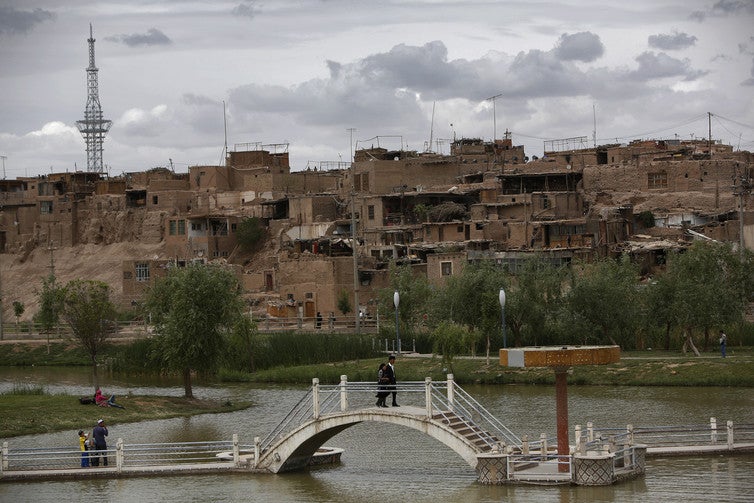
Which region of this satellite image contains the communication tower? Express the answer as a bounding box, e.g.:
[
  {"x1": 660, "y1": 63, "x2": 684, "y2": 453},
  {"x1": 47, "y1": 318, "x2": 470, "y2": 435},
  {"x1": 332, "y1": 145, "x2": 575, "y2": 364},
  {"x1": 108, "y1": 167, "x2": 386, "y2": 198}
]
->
[{"x1": 76, "y1": 24, "x2": 111, "y2": 173}]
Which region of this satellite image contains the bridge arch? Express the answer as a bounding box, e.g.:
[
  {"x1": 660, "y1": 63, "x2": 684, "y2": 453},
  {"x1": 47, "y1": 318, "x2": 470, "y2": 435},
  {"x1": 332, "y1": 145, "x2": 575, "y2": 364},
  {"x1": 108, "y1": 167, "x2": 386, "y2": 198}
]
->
[{"x1": 256, "y1": 409, "x2": 484, "y2": 473}]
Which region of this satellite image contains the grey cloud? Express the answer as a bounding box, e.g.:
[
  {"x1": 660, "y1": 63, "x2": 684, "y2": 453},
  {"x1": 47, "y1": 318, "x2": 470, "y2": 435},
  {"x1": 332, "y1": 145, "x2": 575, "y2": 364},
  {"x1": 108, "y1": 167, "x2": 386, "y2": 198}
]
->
[
  {"x1": 630, "y1": 51, "x2": 707, "y2": 81},
  {"x1": 554, "y1": 32, "x2": 604, "y2": 62},
  {"x1": 648, "y1": 32, "x2": 698, "y2": 51},
  {"x1": 326, "y1": 60, "x2": 341, "y2": 78},
  {"x1": 0, "y1": 6, "x2": 55, "y2": 35},
  {"x1": 107, "y1": 28, "x2": 172, "y2": 47},
  {"x1": 690, "y1": 0, "x2": 754, "y2": 21},
  {"x1": 232, "y1": 2, "x2": 259, "y2": 18},
  {"x1": 226, "y1": 36, "x2": 710, "y2": 145}
]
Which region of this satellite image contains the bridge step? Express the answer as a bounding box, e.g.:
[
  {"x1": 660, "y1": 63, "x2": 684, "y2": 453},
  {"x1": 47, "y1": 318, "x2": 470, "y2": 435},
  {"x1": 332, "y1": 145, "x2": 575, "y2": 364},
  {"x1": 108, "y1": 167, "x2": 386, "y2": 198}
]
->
[{"x1": 433, "y1": 411, "x2": 499, "y2": 450}]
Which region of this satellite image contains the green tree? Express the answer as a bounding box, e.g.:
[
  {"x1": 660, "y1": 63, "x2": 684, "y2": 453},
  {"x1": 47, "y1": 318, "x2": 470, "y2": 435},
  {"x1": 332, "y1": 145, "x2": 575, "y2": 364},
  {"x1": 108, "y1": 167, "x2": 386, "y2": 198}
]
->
[
  {"x1": 144, "y1": 264, "x2": 244, "y2": 397},
  {"x1": 60, "y1": 279, "x2": 118, "y2": 388},
  {"x1": 379, "y1": 262, "x2": 433, "y2": 341},
  {"x1": 236, "y1": 217, "x2": 267, "y2": 252},
  {"x1": 12, "y1": 301, "x2": 24, "y2": 333},
  {"x1": 337, "y1": 289, "x2": 352, "y2": 316},
  {"x1": 34, "y1": 274, "x2": 65, "y2": 334},
  {"x1": 505, "y1": 257, "x2": 567, "y2": 347},
  {"x1": 432, "y1": 262, "x2": 507, "y2": 363},
  {"x1": 430, "y1": 321, "x2": 471, "y2": 373},
  {"x1": 662, "y1": 242, "x2": 749, "y2": 354},
  {"x1": 566, "y1": 256, "x2": 640, "y2": 347}
]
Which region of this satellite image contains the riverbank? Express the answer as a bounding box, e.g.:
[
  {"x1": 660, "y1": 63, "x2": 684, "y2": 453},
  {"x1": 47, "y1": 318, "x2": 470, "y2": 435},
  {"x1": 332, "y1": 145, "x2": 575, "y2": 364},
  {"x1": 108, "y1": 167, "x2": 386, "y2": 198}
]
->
[
  {"x1": 223, "y1": 349, "x2": 754, "y2": 386},
  {"x1": 0, "y1": 389, "x2": 251, "y2": 439}
]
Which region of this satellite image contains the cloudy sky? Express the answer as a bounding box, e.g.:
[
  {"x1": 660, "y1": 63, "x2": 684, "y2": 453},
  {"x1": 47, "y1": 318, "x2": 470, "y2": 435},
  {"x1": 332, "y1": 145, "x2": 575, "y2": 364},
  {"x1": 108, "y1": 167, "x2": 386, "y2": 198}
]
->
[{"x1": 0, "y1": 0, "x2": 753, "y2": 178}]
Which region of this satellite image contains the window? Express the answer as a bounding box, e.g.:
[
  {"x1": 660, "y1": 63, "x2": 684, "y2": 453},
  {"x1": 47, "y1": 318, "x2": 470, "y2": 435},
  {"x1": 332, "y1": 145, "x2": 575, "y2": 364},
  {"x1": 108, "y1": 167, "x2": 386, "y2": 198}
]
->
[
  {"x1": 40, "y1": 201, "x2": 53, "y2": 214},
  {"x1": 441, "y1": 262, "x2": 452, "y2": 276},
  {"x1": 368, "y1": 205, "x2": 375, "y2": 220},
  {"x1": 542, "y1": 195, "x2": 549, "y2": 209},
  {"x1": 457, "y1": 225, "x2": 464, "y2": 233},
  {"x1": 135, "y1": 263, "x2": 150, "y2": 282},
  {"x1": 178, "y1": 220, "x2": 185, "y2": 235},
  {"x1": 648, "y1": 172, "x2": 668, "y2": 189},
  {"x1": 152, "y1": 195, "x2": 158, "y2": 205},
  {"x1": 169, "y1": 220, "x2": 177, "y2": 235}
]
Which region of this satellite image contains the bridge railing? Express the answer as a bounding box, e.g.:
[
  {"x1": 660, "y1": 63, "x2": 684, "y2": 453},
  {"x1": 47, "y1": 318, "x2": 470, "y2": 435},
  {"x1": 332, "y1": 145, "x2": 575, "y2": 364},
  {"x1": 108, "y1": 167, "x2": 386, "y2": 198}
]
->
[
  {"x1": 428, "y1": 379, "x2": 521, "y2": 448},
  {"x1": 257, "y1": 374, "x2": 522, "y2": 456}
]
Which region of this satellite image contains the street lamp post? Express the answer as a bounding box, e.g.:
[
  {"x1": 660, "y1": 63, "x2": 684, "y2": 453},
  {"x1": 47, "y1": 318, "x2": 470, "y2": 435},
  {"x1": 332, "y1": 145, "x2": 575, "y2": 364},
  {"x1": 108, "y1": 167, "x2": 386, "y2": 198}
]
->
[
  {"x1": 499, "y1": 287, "x2": 507, "y2": 349},
  {"x1": 393, "y1": 290, "x2": 401, "y2": 355}
]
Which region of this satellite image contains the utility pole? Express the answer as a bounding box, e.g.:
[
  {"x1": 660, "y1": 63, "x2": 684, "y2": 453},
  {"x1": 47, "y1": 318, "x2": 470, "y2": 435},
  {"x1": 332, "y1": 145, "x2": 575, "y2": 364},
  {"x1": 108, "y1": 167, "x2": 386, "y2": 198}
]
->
[
  {"x1": 47, "y1": 241, "x2": 57, "y2": 353},
  {"x1": 733, "y1": 167, "x2": 751, "y2": 258},
  {"x1": 346, "y1": 128, "x2": 360, "y2": 333}
]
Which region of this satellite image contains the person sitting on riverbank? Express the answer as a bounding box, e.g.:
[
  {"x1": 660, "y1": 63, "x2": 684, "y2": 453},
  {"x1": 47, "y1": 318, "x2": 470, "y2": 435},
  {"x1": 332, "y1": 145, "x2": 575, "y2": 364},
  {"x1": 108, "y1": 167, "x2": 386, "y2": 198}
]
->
[{"x1": 94, "y1": 387, "x2": 125, "y2": 409}]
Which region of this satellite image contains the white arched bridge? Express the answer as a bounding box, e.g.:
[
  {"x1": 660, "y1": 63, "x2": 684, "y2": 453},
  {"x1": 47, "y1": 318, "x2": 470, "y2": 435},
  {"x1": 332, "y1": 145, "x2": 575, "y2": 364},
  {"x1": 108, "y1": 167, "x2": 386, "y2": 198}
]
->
[{"x1": 251, "y1": 375, "x2": 521, "y2": 474}]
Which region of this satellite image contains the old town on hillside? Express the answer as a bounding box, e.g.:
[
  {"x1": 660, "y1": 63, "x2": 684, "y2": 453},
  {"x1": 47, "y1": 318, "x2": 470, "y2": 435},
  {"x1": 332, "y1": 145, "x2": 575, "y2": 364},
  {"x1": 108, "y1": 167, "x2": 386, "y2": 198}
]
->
[{"x1": 0, "y1": 132, "x2": 752, "y2": 326}]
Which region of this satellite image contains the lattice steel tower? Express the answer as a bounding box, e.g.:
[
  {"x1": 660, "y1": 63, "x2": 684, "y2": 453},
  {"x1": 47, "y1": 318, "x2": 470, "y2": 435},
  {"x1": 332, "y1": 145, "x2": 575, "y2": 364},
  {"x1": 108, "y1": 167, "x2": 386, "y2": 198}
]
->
[{"x1": 76, "y1": 24, "x2": 111, "y2": 173}]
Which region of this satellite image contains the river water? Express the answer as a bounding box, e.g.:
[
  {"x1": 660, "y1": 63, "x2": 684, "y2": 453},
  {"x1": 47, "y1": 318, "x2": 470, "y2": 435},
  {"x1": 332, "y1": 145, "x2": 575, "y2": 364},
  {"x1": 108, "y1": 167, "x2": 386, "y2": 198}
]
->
[{"x1": 1, "y1": 367, "x2": 753, "y2": 502}]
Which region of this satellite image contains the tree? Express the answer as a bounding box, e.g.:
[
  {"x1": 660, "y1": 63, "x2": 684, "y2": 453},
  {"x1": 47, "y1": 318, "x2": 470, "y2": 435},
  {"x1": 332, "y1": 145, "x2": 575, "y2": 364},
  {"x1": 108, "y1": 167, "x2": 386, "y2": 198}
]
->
[
  {"x1": 34, "y1": 274, "x2": 64, "y2": 334},
  {"x1": 430, "y1": 321, "x2": 471, "y2": 373},
  {"x1": 505, "y1": 257, "x2": 567, "y2": 347},
  {"x1": 566, "y1": 256, "x2": 641, "y2": 347},
  {"x1": 433, "y1": 262, "x2": 507, "y2": 363},
  {"x1": 379, "y1": 262, "x2": 433, "y2": 339},
  {"x1": 337, "y1": 289, "x2": 352, "y2": 316},
  {"x1": 662, "y1": 242, "x2": 749, "y2": 355},
  {"x1": 60, "y1": 279, "x2": 118, "y2": 387},
  {"x1": 12, "y1": 301, "x2": 24, "y2": 333},
  {"x1": 144, "y1": 264, "x2": 245, "y2": 398}
]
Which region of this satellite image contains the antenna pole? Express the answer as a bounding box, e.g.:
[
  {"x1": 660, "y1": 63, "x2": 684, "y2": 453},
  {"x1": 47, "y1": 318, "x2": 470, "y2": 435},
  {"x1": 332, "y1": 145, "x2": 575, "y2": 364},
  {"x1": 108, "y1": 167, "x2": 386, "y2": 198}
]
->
[
  {"x1": 486, "y1": 93, "x2": 502, "y2": 141},
  {"x1": 593, "y1": 103, "x2": 597, "y2": 148},
  {"x1": 428, "y1": 101, "x2": 436, "y2": 152},
  {"x1": 223, "y1": 101, "x2": 228, "y2": 162}
]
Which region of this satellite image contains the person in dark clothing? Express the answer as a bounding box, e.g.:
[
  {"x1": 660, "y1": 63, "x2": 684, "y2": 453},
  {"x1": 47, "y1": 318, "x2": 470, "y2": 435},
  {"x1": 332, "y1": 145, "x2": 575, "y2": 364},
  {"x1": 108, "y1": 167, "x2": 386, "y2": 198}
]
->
[
  {"x1": 92, "y1": 418, "x2": 109, "y2": 467},
  {"x1": 384, "y1": 355, "x2": 399, "y2": 407},
  {"x1": 375, "y1": 363, "x2": 389, "y2": 407}
]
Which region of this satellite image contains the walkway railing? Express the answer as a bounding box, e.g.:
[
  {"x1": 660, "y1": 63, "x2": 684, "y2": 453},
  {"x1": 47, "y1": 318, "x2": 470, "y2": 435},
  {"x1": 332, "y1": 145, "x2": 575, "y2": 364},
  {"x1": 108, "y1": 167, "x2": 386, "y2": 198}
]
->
[
  {"x1": 584, "y1": 418, "x2": 754, "y2": 451},
  {"x1": 1, "y1": 438, "x2": 243, "y2": 474},
  {"x1": 258, "y1": 374, "x2": 521, "y2": 455}
]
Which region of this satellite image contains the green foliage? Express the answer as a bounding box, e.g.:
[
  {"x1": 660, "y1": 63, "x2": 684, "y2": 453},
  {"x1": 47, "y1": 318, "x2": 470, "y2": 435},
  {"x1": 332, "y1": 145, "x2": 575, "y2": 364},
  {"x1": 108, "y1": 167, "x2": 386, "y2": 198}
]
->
[
  {"x1": 33, "y1": 274, "x2": 64, "y2": 333},
  {"x1": 566, "y1": 255, "x2": 641, "y2": 346},
  {"x1": 224, "y1": 315, "x2": 259, "y2": 372},
  {"x1": 337, "y1": 289, "x2": 352, "y2": 315},
  {"x1": 378, "y1": 262, "x2": 433, "y2": 339},
  {"x1": 413, "y1": 203, "x2": 430, "y2": 223},
  {"x1": 12, "y1": 301, "x2": 24, "y2": 321},
  {"x1": 144, "y1": 264, "x2": 245, "y2": 397},
  {"x1": 60, "y1": 279, "x2": 118, "y2": 380},
  {"x1": 236, "y1": 217, "x2": 267, "y2": 252},
  {"x1": 430, "y1": 321, "x2": 472, "y2": 373},
  {"x1": 659, "y1": 242, "x2": 749, "y2": 351},
  {"x1": 505, "y1": 257, "x2": 567, "y2": 347}
]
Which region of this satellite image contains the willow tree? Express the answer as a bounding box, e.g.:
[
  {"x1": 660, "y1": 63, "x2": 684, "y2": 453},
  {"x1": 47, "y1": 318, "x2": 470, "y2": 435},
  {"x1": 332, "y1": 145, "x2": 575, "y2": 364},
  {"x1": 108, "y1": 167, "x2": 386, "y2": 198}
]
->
[
  {"x1": 662, "y1": 242, "x2": 750, "y2": 354},
  {"x1": 144, "y1": 263, "x2": 245, "y2": 398}
]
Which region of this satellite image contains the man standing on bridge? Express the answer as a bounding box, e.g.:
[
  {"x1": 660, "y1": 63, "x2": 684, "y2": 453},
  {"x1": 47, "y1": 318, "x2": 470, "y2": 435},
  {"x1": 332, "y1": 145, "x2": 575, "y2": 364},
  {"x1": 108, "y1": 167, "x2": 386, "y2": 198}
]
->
[{"x1": 385, "y1": 355, "x2": 399, "y2": 407}]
